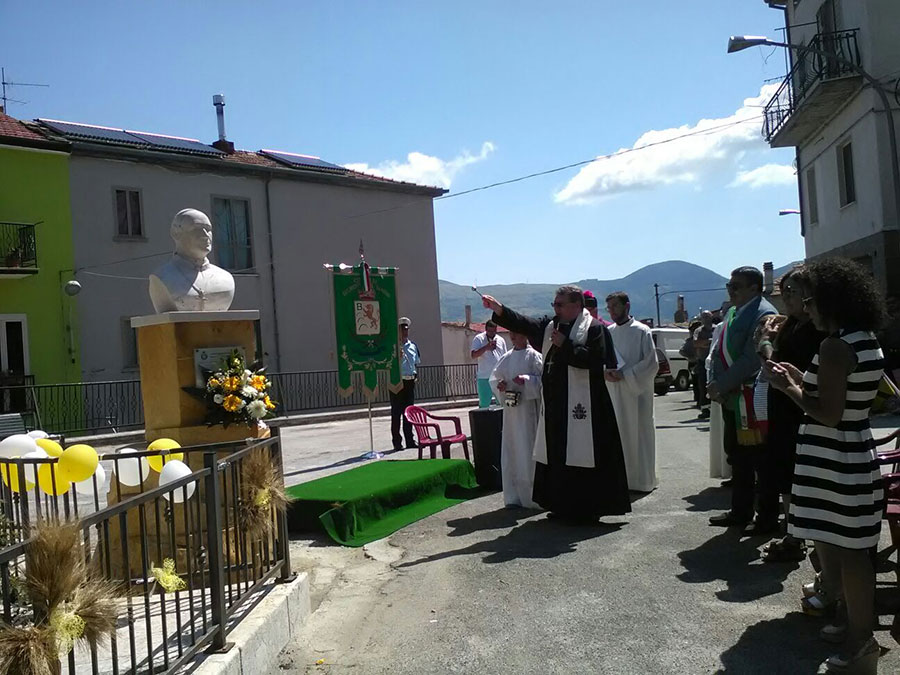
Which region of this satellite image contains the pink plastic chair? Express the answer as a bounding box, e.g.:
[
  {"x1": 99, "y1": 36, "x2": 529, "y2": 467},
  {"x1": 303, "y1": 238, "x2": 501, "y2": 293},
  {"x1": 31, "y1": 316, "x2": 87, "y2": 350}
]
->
[{"x1": 404, "y1": 405, "x2": 470, "y2": 460}]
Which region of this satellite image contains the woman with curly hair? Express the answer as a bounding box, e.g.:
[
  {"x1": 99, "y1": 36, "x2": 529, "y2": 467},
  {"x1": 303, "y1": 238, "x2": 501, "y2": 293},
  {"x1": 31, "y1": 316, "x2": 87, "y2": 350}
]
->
[{"x1": 766, "y1": 258, "x2": 885, "y2": 674}]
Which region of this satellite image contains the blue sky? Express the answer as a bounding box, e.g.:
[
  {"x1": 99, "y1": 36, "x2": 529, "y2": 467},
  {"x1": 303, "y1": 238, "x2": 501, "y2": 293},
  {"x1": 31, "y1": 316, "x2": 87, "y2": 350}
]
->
[{"x1": 2, "y1": 1, "x2": 803, "y2": 284}]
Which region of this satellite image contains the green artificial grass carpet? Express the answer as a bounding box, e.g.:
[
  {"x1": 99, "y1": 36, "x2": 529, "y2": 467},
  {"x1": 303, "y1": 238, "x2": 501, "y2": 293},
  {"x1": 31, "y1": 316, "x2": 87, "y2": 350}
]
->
[{"x1": 286, "y1": 459, "x2": 480, "y2": 547}]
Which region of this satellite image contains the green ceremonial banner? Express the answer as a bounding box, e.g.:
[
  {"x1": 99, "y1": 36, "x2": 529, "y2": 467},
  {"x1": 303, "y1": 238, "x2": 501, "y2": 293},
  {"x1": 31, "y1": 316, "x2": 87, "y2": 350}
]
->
[{"x1": 329, "y1": 263, "x2": 402, "y2": 398}]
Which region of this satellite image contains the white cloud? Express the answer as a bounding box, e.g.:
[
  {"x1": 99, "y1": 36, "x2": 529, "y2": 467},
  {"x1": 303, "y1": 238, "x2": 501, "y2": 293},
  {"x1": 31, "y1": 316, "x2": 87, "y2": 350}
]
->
[
  {"x1": 729, "y1": 163, "x2": 796, "y2": 189},
  {"x1": 554, "y1": 85, "x2": 780, "y2": 204},
  {"x1": 346, "y1": 141, "x2": 495, "y2": 188}
]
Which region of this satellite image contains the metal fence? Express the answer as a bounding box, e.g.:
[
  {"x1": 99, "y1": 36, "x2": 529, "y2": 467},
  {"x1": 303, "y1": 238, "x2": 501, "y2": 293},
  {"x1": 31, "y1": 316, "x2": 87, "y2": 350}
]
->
[
  {"x1": 0, "y1": 432, "x2": 292, "y2": 674},
  {"x1": 1, "y1": 364, "x2": 478, "y2": 437}
]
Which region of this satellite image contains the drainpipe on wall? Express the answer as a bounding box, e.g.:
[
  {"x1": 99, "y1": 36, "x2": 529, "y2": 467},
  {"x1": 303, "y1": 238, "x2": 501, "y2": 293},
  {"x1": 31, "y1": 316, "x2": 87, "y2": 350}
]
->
[
  {"x1": 264, "y1": 175, "x2": 282, "y2": 371},
  {"x1": 464, "y1": 304, "x2": 471, "y2": 328}
]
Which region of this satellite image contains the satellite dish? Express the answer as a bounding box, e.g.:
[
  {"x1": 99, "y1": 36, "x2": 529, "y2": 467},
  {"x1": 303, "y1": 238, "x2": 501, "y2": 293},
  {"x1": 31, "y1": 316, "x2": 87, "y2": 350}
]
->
[{"x1": 63, "y1": 280, "x2": 82, "y2": 296}]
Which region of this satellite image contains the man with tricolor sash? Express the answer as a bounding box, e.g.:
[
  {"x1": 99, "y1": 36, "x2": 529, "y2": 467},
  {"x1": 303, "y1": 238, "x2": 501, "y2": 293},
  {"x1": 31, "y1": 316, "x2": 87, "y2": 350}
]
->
[{"x1": 707, "y1": 266, "x2": 777, "y2": 533}]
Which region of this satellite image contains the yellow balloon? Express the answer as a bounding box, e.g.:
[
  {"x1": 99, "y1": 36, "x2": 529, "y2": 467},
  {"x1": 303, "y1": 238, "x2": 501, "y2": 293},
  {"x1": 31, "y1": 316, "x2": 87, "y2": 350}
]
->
[
  {"x1": 146, "y1": 439, "x2": 183, "y2": 473},
  {"x1": 1, "y1": 459, "x2": 34, "y2": 493},
  {"x1": 35, "y1": 438, "x2": 63, "y2": 457},
  {"x1": 37, "y1": 463, "x2": 69, "y2": 495},
  {"x1": 58, "y1": 444, "x2": 99, "y2": 483}
]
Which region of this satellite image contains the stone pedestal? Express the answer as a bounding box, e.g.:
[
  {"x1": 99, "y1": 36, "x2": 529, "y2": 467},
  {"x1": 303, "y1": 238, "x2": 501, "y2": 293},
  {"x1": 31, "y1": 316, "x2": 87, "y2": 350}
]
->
[
  {"x1": 102, "y1": 311, "x2": 268, "y2": 579},
  {"x1": 131, "y1": 310, "x2": 260, "y2": 444}
]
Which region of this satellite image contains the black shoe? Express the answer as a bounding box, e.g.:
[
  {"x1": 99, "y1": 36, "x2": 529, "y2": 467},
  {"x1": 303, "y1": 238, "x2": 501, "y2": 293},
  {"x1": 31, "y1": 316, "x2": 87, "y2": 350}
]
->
[
  {"x1": 719, "y1": 479, "x2": 733, "y2": 488},
  {"x1": 392, "y1": 444, "x2": 403, "y2": 452},
  {"x1": 405, "y1": 442, "x2": 417, "y2": 449},
  {"x1": 709, "y1": 512, "x2": 750, "y2": 527},
  {"x1": 698, "y1": 409, "x2": 710, "y2": 419},
  {"x1": 742, "y1": 520, "x2": 780, "y2": 536}
]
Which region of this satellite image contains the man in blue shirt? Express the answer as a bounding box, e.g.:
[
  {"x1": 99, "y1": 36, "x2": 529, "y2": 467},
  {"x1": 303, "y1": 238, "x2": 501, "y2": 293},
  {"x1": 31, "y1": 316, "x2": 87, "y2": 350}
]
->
[{"x1": 391, "y1": 317, "x2": 421, "y2": 451}]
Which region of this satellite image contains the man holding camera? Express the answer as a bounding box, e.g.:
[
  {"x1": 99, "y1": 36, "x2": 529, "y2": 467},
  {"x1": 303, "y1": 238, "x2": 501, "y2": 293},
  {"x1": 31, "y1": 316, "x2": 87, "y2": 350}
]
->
[{"x1": 471, "y1": 319, "x2": 508, "y2": 407}]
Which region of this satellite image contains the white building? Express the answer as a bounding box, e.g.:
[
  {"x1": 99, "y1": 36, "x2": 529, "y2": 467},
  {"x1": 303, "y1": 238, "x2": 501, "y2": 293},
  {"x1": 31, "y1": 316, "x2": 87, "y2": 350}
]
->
[{"x1": 763, "y1": 0, "x2": 900, "y2": 296}]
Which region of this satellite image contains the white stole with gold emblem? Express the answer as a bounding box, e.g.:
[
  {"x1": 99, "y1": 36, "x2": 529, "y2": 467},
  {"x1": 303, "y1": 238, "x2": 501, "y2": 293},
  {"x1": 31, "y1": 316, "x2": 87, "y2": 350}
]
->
[{"x1": 532, "y1": 309, "x2": 595, "y2": 468}]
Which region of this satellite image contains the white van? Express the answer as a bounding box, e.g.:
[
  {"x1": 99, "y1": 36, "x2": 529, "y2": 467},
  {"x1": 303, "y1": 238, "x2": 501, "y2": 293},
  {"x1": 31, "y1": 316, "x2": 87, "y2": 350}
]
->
[{"x1": 650, "y1": 327, "x2": 692, "y2": 391}]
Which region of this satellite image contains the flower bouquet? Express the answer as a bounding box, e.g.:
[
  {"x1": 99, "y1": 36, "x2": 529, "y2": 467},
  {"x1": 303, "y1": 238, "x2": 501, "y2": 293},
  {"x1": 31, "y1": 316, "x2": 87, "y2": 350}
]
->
[{"x1": 184, "y1": 350, "x2": 277, "y2": 428}]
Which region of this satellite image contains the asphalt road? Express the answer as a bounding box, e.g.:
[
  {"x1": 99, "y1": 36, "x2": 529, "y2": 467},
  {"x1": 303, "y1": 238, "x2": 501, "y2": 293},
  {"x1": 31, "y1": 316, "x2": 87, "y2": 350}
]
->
[{"x1": 276, "y1": 391, "x2": 900, "y2": 674}]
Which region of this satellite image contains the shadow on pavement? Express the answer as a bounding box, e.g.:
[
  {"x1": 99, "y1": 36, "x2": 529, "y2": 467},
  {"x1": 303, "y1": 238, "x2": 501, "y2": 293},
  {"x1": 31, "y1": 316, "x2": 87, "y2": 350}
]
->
[
  {"x1": 683, "y1": 487, "x2": 730, "y2": 513},
  {"x1": 396, "y1": 517, "x2": 624, "y2": 567},
  {"x1": 716, "y1": 612, "x2": 833, "y2": 674},
  {"x1": 677, "y1": 529, "x2": 799, "y2": 602},
  {"x1": 445, "y1": 507, "x2": 542, "y2": 537}
]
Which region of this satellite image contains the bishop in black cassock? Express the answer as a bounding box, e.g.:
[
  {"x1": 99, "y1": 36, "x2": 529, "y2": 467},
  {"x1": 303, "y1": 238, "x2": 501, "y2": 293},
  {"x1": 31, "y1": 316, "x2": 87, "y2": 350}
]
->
[{"x1": 483, "y1": 287, "x2": 631, "y2": 520}]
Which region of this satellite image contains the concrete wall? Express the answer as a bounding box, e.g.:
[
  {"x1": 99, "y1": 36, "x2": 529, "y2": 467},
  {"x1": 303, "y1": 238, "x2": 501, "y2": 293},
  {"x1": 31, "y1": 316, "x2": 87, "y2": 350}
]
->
[
  {"x1": 442, "y1": 325, "x2": 478, "y2": 365},
  {"x1": 68, "y1": 156, "x2": 275, "y2": 381},
  {"x1": 0, "y1": 144, "x2": 81, "y2": 385},
  {"x1": 799, "y1": 90, "x2": 888, "y2": 256},
  {"x1": 67, "y1": 154, "x2": 443, "y2": 381},
  {"x1": 267, "y1": 178, "x2": 443, "y2": 371}
]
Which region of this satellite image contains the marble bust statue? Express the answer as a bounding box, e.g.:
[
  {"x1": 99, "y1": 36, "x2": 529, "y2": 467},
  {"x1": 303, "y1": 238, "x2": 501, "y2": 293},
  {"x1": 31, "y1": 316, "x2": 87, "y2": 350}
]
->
[{"x1": 148, "y1": 209, "x2": 235, "y2": 313}]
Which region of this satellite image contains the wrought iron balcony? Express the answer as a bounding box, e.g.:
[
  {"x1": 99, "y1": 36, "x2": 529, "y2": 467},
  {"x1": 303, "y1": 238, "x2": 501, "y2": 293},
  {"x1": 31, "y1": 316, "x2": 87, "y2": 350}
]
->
[
  {"x1": 763, "y1": 29, "x2": 861, "y2": 147},
  {"x1": 0, "y1": 221, "x2": 38, "y2": 277}
]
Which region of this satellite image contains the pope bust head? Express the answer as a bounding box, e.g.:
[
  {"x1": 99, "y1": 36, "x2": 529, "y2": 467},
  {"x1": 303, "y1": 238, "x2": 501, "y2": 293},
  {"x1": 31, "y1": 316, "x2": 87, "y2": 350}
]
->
[{"x1": 148, "y1": 208, "x2": 236, "y2": 313}]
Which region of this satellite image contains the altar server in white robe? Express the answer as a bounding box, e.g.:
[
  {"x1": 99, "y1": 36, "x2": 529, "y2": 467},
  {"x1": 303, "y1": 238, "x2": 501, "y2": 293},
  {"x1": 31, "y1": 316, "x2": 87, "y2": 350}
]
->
[
  {"x1": 605, "y1": 292, "x2": 659, "y2": 492},
  {"x1": 490, "y1": 331, "x2": 544, "y2": 508}
]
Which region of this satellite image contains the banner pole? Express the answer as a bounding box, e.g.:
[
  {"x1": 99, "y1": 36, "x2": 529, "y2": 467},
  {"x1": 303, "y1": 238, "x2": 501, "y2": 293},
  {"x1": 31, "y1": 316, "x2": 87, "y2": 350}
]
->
[{"x1": 368, "y1": 397, "x2": 374, "y2": 454}]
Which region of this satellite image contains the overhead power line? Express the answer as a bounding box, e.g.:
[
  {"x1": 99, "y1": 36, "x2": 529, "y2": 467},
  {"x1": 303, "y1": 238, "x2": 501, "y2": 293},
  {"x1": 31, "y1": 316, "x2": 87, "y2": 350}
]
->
[{"x1": 72, "y1": 114, "x2": 765, "y2": 280}]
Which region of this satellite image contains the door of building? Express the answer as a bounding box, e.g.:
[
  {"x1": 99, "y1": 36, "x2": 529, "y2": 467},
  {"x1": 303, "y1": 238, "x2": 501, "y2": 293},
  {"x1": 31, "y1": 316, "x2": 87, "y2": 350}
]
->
[{"x1": 0, "y1": 314, "x2": 30, "y2": 413}]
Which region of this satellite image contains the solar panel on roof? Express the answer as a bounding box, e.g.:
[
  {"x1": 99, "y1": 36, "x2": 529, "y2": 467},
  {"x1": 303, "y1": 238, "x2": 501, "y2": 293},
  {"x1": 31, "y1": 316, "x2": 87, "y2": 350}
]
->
[
  {"x1": 127, "y1": 131, "x2": 224, "y2": 156},
  {"x1": 39, "y1": 119, "x2": 147, "y2": 146},
  {"x1": 260, "y1": 149, "x2": 347, "y2": 172}
]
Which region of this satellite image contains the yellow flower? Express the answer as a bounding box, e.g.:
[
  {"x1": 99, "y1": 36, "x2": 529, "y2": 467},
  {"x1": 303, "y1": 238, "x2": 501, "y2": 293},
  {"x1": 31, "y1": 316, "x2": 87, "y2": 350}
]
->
[
  {"x1": 50, "y1": 605, "x2": 85, "y2": 654},
  {"x1": 151, "y1": 558, "x2": 187, "y2": 593},
  {"x1": 251, "y1": 375, "x2": 268, "y2": 391},
  {"x1": 208, "y1": 377, "x2": 220, "y2": 389},
  {"x1": 223, "y1": 376, "x2": 241, "y2": 392},
  {"x1": 264, "y1": 395, "x2": 276, "y2": 410},
  {"x1": 223, "y1": 394, "x2": 243, "y2": 412}
]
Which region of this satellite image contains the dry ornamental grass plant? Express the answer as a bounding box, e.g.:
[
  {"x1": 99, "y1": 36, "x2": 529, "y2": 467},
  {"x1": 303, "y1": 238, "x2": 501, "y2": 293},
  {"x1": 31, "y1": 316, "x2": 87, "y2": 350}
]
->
[
  {"x1": 240, "y1": 448, "x2": 291, "y2": 538},
  {"x1": 0, "y1": 521, "x2": 119, "y2": 671},
  {"x1": 0, "y1": 625, "x2": 57, "y2": 675}
]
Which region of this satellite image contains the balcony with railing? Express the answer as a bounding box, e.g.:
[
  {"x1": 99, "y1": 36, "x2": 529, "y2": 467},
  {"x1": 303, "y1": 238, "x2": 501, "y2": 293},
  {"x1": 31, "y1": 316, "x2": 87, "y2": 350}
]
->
[
  {"x1": 0, "y1": 221, "x2": 38, "y2": 277},
  {"x1": 764, "y1": 29, "x2": 862, "y2": 147}
]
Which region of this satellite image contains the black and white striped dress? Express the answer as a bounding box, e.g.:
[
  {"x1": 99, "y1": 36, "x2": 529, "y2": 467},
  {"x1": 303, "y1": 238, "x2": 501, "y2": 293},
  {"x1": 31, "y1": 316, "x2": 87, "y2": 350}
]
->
[{"x1": 788, "y1": 330, "x2": 885, "y2": 549}]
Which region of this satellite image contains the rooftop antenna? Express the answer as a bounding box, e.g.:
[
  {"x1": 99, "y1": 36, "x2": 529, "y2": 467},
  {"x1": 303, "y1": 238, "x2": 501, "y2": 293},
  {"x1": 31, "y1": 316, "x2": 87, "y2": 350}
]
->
[{"x1": 1, "y1": 67, "x2": 49, "y2": 112}]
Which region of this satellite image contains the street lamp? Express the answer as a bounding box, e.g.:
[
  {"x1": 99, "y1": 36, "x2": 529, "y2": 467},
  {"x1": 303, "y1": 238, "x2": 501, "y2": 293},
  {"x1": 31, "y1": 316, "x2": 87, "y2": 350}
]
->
[{"x1": 727, "y1": 35, "x2": 900, "y2": 232}]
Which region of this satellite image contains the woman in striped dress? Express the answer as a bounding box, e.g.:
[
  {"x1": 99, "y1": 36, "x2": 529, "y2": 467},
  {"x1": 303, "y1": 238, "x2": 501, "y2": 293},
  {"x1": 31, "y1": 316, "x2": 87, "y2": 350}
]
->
[{"x1": 766, "y1": 258, "x2": 884, "y2": 674}]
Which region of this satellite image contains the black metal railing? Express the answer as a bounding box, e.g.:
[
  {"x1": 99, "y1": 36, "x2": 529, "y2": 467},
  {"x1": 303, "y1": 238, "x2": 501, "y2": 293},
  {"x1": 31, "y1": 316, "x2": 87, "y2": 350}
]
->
[
  {"x1": 0, "y1": 374, "x2": 34, "y2": 415},
  {"x1": 0, "y1": 221, "x2": 38, "y2": 269},
  {"x1": 763, "y1": 29, "x2": 861, "y2": 141},
  {"x1": 1, "y1": 364, "x2": 478, "y2": 437},
  {"x1": 0, "y1": 433, "x2": 291, "y2": 674}
]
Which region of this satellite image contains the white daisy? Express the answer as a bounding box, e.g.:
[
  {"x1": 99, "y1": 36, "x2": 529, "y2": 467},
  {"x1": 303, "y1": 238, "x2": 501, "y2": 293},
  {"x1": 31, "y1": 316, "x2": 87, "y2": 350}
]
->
[
  {"x1": 241, "y1": 385, "x2": 258, "y2": 399},
  {"x1": 246, "y1": 400, "x2": 267, "y2": 419},
  {"x1": 213, "y1": 394, "x2": 224, "y2": 404}
]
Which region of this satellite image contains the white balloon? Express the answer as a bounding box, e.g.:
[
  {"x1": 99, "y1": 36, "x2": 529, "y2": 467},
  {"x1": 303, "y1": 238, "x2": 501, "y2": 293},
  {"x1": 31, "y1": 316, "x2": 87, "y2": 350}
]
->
[
  {"x1": 113, "y1": 448, "x2": 150, "y2": 487},
  {"x1": 26, "y1": 430, "x2": 49, "y2": 440},
  {"x1": 0, "y1": 435, "x2": 37, "y2": 459},
  {"x1": 74, "y1": 464, "x2": 106, "y2": 496},
  {"x1": 158, "y1": 459, "x2": 196, "y2": 503},
  {"x1": 21, "y1": 449, "x2": 48, "y2": 486}
]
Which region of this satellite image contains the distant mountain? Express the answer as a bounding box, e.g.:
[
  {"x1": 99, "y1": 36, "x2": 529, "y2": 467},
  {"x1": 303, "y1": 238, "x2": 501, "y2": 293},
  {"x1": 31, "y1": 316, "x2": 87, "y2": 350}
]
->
[{"x1": 440, "y1": 260, "x2": 801, "y2": 324}]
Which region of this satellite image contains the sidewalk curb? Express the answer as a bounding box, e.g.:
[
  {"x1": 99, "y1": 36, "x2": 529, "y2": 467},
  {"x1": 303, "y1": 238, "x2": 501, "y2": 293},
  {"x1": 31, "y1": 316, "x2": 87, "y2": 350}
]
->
[
  {"x1": 78, "y1": 398, "x2": 479, "y2": 446},
  {"x1": 184, "y1": 572, "x2": 310, "y2": 675}
]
